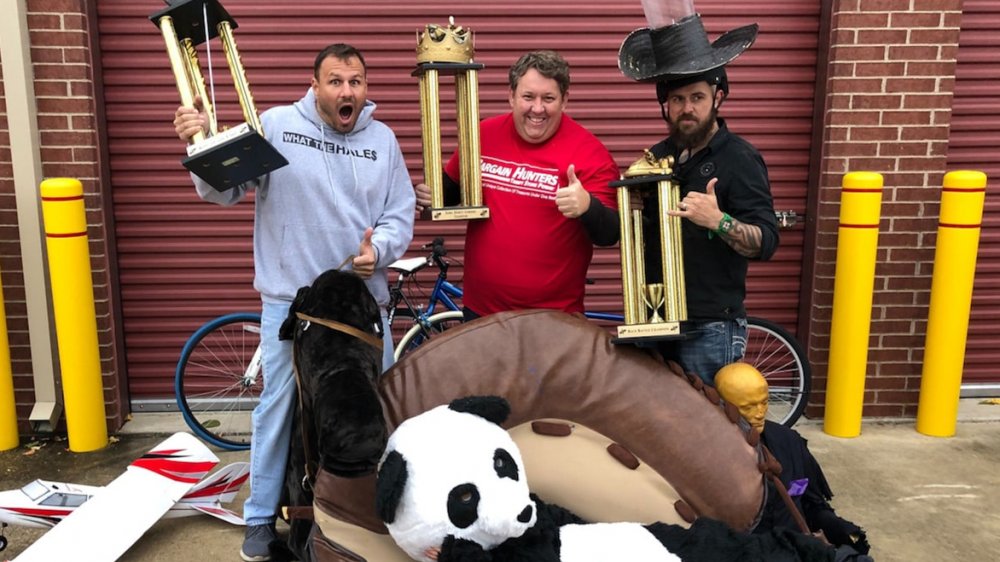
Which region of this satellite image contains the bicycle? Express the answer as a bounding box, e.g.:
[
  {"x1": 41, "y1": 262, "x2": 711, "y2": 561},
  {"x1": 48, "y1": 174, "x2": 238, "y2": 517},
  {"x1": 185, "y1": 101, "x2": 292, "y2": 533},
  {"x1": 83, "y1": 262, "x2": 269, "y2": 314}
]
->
[
  {"x1": 175, "y1": 242, "x2": 810, "y2": 451},
  {"x1": 171, "y1": 239, "x2": 462, "y2": 451},
  {"x1": 386, "y1": 237, "x2": 465, "y2": 361},
  {"x1": 174, "y1": 312, "x2": 262, "y2": 450},
  {"x1": 741, "y1": 316, "x2": 811, "y2": 428},
  {"x1": 385, "y1": 238, "x2": 811, "y2": 427}
]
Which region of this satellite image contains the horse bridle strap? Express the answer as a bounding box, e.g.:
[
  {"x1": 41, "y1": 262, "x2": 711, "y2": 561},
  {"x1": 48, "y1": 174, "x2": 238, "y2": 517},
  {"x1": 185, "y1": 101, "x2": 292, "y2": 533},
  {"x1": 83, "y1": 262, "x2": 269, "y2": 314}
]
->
[
  {"x1": 289, "y1": 311, "x2": 383, "y2": 492},
  {"x1": 295, "y1": 312, "x2": 384, "y2": 351}
]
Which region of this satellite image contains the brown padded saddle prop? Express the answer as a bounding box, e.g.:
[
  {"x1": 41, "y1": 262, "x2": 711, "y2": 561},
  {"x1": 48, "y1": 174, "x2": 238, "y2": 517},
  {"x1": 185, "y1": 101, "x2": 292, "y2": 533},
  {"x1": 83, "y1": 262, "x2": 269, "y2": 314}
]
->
[{"x1": 313, "y1": 309, "x2": 764, "y2": 547}]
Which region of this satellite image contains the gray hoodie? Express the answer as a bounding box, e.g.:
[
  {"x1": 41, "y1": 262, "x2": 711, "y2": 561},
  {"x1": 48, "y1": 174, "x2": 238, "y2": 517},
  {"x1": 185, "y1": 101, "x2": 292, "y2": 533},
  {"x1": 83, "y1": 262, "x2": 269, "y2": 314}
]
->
[{"x1": 193, "y1": 88, "x2": 415, "y2": 306}]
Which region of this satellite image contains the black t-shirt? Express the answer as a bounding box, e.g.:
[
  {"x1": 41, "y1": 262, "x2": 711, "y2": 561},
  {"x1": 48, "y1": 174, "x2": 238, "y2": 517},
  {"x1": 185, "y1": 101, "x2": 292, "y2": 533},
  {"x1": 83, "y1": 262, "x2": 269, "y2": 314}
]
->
[{"x1": 644, "y1": 118, "x2": 779, "y2": 320}]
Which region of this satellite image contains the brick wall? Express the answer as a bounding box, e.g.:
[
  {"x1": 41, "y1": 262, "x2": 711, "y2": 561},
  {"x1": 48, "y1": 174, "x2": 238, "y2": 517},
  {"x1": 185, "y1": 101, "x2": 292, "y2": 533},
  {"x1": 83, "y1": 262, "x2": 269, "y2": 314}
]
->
[
  {"x1": 807, "y1": 0, "x2": 964, "y2": 418},
  {"x1": 0, "y1": 0, "x2": 122, "y2": 433}
]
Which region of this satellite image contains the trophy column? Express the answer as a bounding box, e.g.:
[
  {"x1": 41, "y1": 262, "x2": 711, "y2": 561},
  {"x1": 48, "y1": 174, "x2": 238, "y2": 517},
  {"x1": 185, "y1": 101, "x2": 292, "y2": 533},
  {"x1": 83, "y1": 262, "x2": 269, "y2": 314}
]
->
[
  {"x1": 414, "y1": 19, "x2": 489, "y2": 221},
  {"x1": 150, "y1": 0, "x2": 288, "y2": 191},
  {"x1": 613, "y1": 151, "x2": 687, "y2": 342}
]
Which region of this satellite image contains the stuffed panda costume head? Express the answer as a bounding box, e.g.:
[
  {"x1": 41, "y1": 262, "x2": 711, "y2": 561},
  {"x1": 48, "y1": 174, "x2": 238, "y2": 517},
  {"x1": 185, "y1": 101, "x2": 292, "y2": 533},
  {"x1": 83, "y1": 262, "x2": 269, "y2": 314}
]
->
[{"x1": 376, "y1": 396, "x2": 537, "y2": 562}]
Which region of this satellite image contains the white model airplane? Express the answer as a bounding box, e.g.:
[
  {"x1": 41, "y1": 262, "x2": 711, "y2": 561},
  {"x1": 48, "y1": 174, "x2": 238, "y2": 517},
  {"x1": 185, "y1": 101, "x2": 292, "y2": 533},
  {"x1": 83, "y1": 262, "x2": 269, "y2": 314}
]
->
[{"x1": 0, "y1": 432, "x2": 248, "y2": 560}]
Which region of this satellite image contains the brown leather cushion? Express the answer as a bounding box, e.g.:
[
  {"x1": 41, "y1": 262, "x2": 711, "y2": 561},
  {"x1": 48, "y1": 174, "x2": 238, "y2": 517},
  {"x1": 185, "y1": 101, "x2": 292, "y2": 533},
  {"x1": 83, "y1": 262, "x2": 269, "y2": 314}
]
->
[{"x1": 312, "y1": 310, "x2": 764, "y2": 560}]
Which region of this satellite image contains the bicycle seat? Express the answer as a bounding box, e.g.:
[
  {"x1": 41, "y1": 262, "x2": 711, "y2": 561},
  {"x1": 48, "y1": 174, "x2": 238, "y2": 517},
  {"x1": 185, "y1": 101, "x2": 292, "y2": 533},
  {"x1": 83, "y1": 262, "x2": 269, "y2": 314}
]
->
[{"x1": 387, "y1": 256, "x2": 429, "y2": 274}]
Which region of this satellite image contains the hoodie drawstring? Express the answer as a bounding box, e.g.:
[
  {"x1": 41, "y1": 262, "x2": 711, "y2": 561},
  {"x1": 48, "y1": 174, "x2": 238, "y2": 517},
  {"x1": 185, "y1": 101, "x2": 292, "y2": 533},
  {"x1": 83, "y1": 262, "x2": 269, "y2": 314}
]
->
[{"x1": 319, "y1": 121, "x2": 360, "y2": 204}]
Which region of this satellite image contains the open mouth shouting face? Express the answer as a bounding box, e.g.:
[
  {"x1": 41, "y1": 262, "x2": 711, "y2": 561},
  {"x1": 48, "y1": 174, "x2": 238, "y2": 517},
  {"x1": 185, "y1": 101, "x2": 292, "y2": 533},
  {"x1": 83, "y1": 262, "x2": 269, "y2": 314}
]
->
[
  {"x1": 312, "y1": 55, "x2": 368, "y2": 133},
  {"x1": 508, "y1": 68, "x2": 567, "y2": 145}
]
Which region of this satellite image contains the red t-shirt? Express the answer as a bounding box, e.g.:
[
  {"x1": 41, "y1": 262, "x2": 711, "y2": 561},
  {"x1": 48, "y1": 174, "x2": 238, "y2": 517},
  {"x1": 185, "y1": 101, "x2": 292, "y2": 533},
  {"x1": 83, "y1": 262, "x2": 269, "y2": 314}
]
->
[{"x1": 446, "y1": 113, "x2": 619, "y2": 315}]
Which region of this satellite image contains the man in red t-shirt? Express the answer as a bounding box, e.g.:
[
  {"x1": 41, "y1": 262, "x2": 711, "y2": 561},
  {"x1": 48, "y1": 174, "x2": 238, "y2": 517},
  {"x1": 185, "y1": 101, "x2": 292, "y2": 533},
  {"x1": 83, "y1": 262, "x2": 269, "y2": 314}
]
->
[{"x1": 415, "y1": 50, "x2": 620, "y2": 319}]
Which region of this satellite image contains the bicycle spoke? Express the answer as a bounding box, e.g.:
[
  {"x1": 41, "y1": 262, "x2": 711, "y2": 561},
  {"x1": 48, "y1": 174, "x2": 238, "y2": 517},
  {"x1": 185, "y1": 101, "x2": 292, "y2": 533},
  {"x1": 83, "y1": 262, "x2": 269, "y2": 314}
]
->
[
  {"x1": 176, "y1": 314, "x2": 262, "y2": 450},
  {"x1": 744, "y1": 318, "x2": 811, "y2": 427}
]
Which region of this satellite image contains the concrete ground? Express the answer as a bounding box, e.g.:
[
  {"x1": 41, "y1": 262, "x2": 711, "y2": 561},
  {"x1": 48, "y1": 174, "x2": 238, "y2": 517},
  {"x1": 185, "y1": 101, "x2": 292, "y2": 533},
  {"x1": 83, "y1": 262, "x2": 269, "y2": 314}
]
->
[{"x1": 1, "y1": 400, "x2": 998, "y2": 561}]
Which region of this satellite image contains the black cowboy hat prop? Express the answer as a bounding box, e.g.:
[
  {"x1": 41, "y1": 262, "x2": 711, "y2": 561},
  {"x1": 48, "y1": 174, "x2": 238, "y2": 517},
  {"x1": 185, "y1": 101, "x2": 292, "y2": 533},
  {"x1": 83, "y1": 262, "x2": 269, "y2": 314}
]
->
[{"x1": 619, "y1": 12, "x2": 757, "y2": 82}]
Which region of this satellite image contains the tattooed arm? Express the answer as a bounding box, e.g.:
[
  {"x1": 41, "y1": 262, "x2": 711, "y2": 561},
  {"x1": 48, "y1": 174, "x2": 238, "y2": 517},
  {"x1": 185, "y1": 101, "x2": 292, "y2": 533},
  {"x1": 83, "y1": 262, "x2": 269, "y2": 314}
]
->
[
  {"x1": 719, "y1": 218, "x2": 764, "y2": 258},
  {"x1": 671, "y1": 177, "x2": 765, "y2": 258}
]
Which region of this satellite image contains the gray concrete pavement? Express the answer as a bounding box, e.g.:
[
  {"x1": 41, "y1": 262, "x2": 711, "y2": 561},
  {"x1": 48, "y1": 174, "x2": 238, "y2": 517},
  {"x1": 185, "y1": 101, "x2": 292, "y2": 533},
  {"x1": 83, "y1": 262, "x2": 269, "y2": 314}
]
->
[{"x1": 1, "y1": 400, "x2": 998, "y2": 561}]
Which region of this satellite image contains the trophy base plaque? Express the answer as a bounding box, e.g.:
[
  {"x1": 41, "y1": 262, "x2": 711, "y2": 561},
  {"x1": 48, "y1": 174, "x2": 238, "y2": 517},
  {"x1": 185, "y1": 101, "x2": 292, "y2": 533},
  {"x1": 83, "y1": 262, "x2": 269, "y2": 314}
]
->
[
  {"x1": 183, "y1": 123, "x2": 288, "y2": 191},
  {"x1": 430, "y1": 206, "x2": 490, "y2": 221},
  {"x1": 614, "y1": 321, "x2": 682, "y2": 343}
]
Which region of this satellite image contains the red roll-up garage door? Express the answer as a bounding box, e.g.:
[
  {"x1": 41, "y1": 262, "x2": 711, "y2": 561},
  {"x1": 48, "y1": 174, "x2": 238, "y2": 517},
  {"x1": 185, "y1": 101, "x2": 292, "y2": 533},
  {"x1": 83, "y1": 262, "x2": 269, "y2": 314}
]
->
[
  {"x1": 947, "y1": 0, "x2": 1000, "y2": 386},
  {"x1": 95, "y1": 0, "x2": 821, "y2": 403}
]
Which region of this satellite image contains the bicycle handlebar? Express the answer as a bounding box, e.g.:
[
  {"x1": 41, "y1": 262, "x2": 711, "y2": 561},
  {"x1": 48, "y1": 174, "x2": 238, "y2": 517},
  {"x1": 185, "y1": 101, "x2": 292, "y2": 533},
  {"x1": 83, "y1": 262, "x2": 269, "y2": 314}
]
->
[
  {"x1": 422, "y1": 237, "x2": 447, "y2": 257},
  {"x1": 418, "y1": 237, "x2": 449, "y2": 274}
]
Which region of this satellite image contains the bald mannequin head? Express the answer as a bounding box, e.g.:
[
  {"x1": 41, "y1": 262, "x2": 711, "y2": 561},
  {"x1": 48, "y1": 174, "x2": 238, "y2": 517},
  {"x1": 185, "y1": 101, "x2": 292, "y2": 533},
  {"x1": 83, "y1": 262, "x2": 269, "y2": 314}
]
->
[{"x1": 715, "y1": 362, "x2": 769, "y2": 434}]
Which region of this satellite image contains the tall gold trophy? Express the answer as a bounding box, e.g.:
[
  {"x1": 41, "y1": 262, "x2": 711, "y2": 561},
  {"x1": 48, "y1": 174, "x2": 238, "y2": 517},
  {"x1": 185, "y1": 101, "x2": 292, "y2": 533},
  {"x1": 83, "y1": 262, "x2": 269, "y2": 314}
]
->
[
  {"x1": 413, "y1": 18, "x2": 489, "y2": 221},
  {"x1": 150, "y1": 0, "x2": 287, "y2": 191},
  {"x1": 613, "y1": 151, "x2": 687, "y2": 342}
]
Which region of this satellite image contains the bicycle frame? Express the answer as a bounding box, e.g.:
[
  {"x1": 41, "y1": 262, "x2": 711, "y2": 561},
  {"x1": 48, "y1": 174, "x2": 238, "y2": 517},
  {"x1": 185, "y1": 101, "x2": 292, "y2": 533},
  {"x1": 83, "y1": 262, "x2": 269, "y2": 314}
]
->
[
  {"x1": 244, "y1": 344, "x2": 263, "y2": 386},
  {"x1": 584, "y1": 311, "x2": 624, "y2": 322},
  {"x1": 388, "y1": 238, "x2": 463, "y2": 326},
  {"x1": 423, "y1": 277, "x2": 462, "y2": 316}
]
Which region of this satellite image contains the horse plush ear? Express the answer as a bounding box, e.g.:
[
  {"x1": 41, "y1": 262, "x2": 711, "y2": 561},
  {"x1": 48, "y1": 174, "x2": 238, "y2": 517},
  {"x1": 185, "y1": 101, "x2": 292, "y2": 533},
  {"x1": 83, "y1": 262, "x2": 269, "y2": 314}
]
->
[
  {"x1": 448, "y1": 396, "x2": 510, "y2": 426},
  {"x1": 375, "y1": 450, "x2": 408, "y2": 524},
  {"x1": 279, "y1": 285, "x2": 311, "y2": 341}
]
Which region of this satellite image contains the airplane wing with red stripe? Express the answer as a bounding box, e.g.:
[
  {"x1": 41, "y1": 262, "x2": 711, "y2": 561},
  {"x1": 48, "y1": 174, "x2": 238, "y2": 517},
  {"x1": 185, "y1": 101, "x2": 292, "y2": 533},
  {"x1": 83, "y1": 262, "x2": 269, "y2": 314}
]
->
[
  {"x1": 14, "y1": 432, "x2": 218, "y2": 562},
  {"x1": 188, "y1": 503, "x2": 245, "y2": 525}
]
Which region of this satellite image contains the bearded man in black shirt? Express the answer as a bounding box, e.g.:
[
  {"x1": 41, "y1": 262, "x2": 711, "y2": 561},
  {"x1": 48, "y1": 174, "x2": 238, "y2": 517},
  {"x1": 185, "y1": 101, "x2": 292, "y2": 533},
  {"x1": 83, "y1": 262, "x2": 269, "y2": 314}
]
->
[{"x1": 620, "y1": 14, "x2": 780, "y2": 384}]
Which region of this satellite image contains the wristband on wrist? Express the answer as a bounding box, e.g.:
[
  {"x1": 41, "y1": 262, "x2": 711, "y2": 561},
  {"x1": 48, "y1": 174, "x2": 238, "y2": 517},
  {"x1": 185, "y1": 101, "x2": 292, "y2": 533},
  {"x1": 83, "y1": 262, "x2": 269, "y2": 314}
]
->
[{"x1": 716, "y1": 212, "x2": 736, "y2": 235}]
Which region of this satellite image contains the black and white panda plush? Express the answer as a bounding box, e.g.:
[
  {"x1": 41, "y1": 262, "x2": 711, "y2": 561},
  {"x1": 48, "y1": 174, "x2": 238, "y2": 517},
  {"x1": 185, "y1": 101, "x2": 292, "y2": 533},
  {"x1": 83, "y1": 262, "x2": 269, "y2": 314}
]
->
[{"x1": 374, "y1": 396, "x2": 684, "y2": 562}]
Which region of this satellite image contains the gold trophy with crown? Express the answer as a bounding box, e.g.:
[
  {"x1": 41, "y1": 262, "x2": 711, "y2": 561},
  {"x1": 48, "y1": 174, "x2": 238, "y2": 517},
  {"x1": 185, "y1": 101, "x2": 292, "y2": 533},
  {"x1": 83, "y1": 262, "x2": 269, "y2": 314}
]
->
[
  {"x1": 414, "y1": 18, "x2": 489, "y2": 221},
  {"x1": 150, "y1": 0, "x2": 287, "y2": 191},
  {"x1": 612, "y1": 151, "x2": 687, "y2": 341}
]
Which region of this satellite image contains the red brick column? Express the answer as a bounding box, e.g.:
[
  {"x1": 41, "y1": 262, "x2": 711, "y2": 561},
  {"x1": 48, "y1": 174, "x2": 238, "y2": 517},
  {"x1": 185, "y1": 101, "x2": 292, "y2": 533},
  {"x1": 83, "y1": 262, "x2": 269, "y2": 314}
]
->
[
  {"x1": 808, "y1": 0, "x2": 963, "y2": 418},
  {"x1": 0, "y1": 0, "x2": 123, "y2": 431}
]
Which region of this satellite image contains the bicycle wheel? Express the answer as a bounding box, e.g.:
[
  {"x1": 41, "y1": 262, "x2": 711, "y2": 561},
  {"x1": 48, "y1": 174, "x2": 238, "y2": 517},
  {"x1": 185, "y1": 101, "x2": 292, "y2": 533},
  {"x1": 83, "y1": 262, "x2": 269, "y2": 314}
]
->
[
  {"x1": 175, "y1": 312, "x2": 263, "y2": 450},
  {"x1": 394, "y1": 310, "x2": 465, "y2": 361},
  {"x1": 743, "y1": 317, "x2": 811, "y2": 427}
]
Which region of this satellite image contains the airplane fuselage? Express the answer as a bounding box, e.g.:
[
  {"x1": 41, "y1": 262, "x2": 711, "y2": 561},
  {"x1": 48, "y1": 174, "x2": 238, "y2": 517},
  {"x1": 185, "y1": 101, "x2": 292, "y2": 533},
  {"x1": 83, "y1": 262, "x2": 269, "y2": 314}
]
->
[{"x1": 0, "y1": 479, "x2": 232, "y2": 529}]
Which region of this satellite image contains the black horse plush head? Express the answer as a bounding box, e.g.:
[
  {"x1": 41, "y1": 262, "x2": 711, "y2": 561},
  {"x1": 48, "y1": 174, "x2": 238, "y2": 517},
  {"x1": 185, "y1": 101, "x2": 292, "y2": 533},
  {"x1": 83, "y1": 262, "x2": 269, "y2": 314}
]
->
[{"x1": 280, "y1": 269, "x2": 386, "y2": 477}]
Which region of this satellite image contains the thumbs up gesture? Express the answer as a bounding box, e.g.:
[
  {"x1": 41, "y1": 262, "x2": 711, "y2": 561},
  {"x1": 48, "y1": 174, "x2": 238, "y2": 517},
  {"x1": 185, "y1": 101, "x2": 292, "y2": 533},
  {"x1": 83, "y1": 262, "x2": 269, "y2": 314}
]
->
[
  {"x1": 555, "y1": 164, "x2": 591, "y2": 219},
  {"x1": 352, "y1": 227, "x2": 376, "y2": 278}
]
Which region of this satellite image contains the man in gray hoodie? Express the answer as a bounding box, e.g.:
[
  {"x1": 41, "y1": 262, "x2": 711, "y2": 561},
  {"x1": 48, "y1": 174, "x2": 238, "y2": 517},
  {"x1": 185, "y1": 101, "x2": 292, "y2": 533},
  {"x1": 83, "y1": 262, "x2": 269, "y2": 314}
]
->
[{"x1": 173, "y1": 43, "x2": 414, "y2": 561}]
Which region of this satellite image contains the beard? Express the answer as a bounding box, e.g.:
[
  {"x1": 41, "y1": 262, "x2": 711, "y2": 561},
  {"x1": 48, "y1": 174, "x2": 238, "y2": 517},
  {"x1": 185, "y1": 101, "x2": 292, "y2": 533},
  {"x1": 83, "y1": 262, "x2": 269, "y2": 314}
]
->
[{"x1": 668, "y1": 106, "x2": 718, "y2": 149}]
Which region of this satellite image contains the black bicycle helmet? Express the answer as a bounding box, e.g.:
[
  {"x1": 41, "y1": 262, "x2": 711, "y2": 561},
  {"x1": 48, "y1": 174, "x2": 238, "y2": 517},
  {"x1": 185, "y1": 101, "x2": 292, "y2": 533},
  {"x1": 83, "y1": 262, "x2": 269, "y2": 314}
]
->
[{"x1": 656, "y1": 66, "x2": 729, "y2": 104}]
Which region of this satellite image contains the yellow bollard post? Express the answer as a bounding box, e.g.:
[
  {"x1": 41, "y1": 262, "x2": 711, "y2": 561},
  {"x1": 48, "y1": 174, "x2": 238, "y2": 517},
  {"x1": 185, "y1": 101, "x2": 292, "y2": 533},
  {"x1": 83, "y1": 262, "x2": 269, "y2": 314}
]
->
[
  {"x1": 0, "y1": 265, "x2": 19, "y2": 451},
  {"x1": 824, "y1": 172, "x2": 884, "y2": 438},
  {"x1": 916, "y1": 171, "x2": 987, "y2": 437},
  {"x1": 40, "y1": 178, "x2": 108, "y2": 452}
]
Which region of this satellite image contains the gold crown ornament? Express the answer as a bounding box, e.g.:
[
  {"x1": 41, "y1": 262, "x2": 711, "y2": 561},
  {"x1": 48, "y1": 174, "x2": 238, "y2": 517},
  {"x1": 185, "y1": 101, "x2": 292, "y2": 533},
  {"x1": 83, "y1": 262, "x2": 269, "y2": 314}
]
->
[{"x1": 416, "y1": 16, "x2": 475, "y2": 64}]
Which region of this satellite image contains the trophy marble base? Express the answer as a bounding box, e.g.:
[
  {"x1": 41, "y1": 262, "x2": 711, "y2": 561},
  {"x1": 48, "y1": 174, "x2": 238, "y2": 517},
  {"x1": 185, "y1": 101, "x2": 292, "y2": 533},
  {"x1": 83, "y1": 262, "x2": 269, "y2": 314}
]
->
[
  {"x1": 183, "y1": 123, "x2": 288, "y2": 191},
  {"x1": 430, "y1": 206, "x2": 490, "y2": 221},
  {"x1": 614, "y1": 321, "x2": 683, "y2": 343}
]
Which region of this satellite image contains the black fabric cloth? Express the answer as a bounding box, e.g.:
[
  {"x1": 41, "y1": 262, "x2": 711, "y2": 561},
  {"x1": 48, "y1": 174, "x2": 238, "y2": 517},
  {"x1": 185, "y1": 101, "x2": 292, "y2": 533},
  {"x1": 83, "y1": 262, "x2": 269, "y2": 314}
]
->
[
  {"x1": 759, "y1": 420, "x2": 871, "y2": 555},
  {"x1": 576, "y1": 195, "x2": 620, "y2": 246},
  {"x1": 644, "y1": 117, "x2": 779, "y2": 320},
  {"x1": 649, "y1": 517, "x2": 835, "y2": 562}
]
